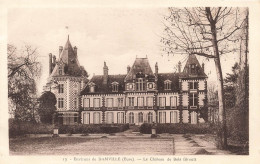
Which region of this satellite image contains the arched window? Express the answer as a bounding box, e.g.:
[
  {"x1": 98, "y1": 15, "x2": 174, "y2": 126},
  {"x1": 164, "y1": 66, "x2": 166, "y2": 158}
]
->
[
  {"x1": 129, "y1": 112, "x2": 134, "y2": 124},
  {"x1": 138, "y1": 112, "x2": 143, "y2": 123},
  {"x1": 148, "y1": 112, "x2": 153, "y2": 123}
]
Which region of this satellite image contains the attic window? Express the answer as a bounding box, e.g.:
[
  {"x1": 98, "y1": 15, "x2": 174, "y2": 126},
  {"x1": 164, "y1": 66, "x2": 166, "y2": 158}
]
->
[
  {"x1": 136, "y1": 78, "x2": 145, "y2": 91},
  {"x1": 190, "y1": 64, "x2": 196, "y2": 74},
  {"x1": 59, "y1": 66, "x2": 62, "y2": 75},
  {"x1": 164, "y1": 80, "x2": 172, "y2": 90},
  {"x1": 89, "y1": 82, "x2": 95, "y2": 93},
  {"x1": 112, "y1": 82, "x2": 119, "y2": 92}
]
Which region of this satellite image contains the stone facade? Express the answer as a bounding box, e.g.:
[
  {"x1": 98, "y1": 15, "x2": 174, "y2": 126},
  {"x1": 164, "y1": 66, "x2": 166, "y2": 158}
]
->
[{"x1": 44, "y1": 37, "x2": 207, "y2": 125}]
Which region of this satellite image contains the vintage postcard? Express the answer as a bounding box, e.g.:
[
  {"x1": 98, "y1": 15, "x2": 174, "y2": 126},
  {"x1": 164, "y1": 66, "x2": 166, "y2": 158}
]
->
[{"x1": 0, "y1": 0, "x2": 260, "y2": 163}]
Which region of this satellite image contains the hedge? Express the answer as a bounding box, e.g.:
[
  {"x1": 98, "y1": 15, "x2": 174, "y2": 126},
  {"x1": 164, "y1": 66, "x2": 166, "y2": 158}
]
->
[
  {"x1": 9, "y1": 119, "x2": 129, "y2": 137},
  {"x1": 139, "y1": 123, "x2": 216, "y2": 134}
]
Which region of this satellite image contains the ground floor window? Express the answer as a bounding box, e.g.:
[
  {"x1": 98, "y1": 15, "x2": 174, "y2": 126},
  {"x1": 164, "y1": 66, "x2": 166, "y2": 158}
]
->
[
  {"x1": 138, "y1": 112, "x2": 143, "y2": 123},
  {"x1": 170, "y1": 111, "x2": 178, "y2": 123},
  {"x1": 148, "y1": 112, "x2": 153, "y2": 123},
  {"x1": 191, "y1": 111, "x2": 197, "y2": 124},
  {"x1": 93, "y1": 112, "x2": 100, "y2": 124},
  {"x1": 106, "y1": 112, "x2": 114, "y2": 124},
  {"x1": 59, "y1": 113, "x2": 78, "y2": 125},
  {"x1": 117, "y1": 112, "x2": 124, "y2": 124},
  {"x1": 159, "y1": 111, "x2": 166, "y2": 123},
  {"x1": 83, "y1": 113, "x2": 90, "y2": 124},
  {"x1": 129, "y1": 112, "x2": 134, "y2": 124}
]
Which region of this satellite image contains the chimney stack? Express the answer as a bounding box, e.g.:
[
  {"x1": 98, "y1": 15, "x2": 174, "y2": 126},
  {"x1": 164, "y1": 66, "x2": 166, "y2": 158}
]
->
[
  {"x1": 202, "y1": 63, "x2": 205, "y2": 72},
  {"x1": 53, "y1": 55, "x2": 56, "y2": 65},
  {"x1": 155, "y1": 62, "x2": 158, "y2": 76},
  {"x1": 74, "y1": 46, "x2": 77, "y2": 56},
  {"x1": 127, "y1": 65, "x2": 131, "y2": 73},
  {"x1": 103, "y1": 61, "x2": 108, "y2": 84},
  {"x1": 59, "y1": 46, "x2": 63, "y2": 57},
  {"x1": 178, "y1": 61, "x2": 182, "y2": 73},
  {"x1": 49, "y1": 53, "x2": 53, "y2": 75}
]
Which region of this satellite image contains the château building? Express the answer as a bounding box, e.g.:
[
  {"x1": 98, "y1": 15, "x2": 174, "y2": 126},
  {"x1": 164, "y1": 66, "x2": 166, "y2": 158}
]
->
[{"x1": 44, "y1": 37, "x2": 208, "y2": 125}]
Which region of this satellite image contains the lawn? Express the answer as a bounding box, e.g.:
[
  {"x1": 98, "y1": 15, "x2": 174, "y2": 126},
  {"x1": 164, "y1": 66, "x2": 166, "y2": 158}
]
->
[{"x1": 9, "y1": 136, "x2": 174, "y2": 155}]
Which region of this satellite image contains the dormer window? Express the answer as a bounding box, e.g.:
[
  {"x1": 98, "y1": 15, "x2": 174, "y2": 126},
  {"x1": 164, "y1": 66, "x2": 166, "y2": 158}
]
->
[
  {"x1": 164, "y1": 80, "x2": 172, "y2": 90},
  {"x1": 58, "y1": 66, "x2": 62, "y2": 75},
  {"x1": 136, "y1": 78, "x2": 145, "y2": 91},
  {"x1": 89, "y1": 82, "x2": 95, "y2": 93},
  {"x1": 190, "y1": 64, "x2": 196, "y2": 74},
  {"x1": 112, "y1": 82, "x2": 119, "y2": 92}
]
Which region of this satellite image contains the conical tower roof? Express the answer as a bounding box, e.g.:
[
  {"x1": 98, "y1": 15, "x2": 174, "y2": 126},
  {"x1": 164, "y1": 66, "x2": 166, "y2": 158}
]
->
[
  {"x1": 180, "y1": 54, "x2": 207, "y2": 78},
  {"x1": 50, "y1": 36, "x2": 83, "y2": 77}
]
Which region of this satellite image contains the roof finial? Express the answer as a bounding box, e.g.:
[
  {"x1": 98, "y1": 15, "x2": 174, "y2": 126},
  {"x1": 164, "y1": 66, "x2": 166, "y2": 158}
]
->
[{"x1": 68, "y1": 35, "x2": 69, "y2": 40}]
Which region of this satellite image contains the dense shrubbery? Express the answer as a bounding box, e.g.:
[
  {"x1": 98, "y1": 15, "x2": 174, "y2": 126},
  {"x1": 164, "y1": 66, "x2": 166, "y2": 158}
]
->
[
  {"x1": 140, "y1": 123, "x2": 216, "y2": 134},
  {"x1": 9, "y1": 119, "x2": 53, "y2": 137},
  {"x1": 9, "y1": 119, "x2": 129, "y2": 137}
]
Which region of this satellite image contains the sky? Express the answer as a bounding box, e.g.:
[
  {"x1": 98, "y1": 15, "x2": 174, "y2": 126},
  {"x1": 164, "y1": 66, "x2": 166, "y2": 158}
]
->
[{"x1": 8, "y1": 8, "x2": 240, "y2": 93}]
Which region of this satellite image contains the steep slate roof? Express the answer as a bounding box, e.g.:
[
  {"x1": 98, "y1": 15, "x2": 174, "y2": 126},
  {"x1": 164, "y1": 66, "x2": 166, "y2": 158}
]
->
[
  {"x1": 50, "y1": 36, "x2": 83, "y2": 77},
  {"x1": 157, "y1": 73, "x2": 180, "y2": 92},
  {"x1": 81, "y1": 74, "x2": 126, "y2": 95},
  {"x1": 125, "y1": 58, "x2": 155, "y2": 81},
  {"x1": 180, "y1": 54, "x2": 207, "y2": 78}
]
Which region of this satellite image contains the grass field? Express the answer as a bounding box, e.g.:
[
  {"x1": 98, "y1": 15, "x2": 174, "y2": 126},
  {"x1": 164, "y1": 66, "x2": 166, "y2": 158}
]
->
[{"x1": 9, "y1": 136, "x2": 174, "y2": 155}]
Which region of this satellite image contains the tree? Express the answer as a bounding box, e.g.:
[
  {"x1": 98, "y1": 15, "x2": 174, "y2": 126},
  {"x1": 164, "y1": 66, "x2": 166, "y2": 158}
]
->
[
  {"x1": 8, "y1": 44, "x2": 41, "y2": 122},
  {"x1": 38, "y1": 91, "x2": 57, "y2": 124},
  {"x1": 161, "y1": 7, "x2": 247, "y2": 149}
]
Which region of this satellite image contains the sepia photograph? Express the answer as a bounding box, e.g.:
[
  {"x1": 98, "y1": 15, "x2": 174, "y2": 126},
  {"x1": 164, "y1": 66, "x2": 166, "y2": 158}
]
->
[{"x1": 2, "y1": 1, "x2": 258, "y2": 162}]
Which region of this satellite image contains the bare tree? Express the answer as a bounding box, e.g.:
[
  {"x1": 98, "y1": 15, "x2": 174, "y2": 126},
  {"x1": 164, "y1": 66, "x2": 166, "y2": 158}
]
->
[
  {"x1": 8, "y1": 44, "x2": 41, "y2": 121},
  {"x1": 161, "y1": 7, "x2": 247, "y2": 149}
]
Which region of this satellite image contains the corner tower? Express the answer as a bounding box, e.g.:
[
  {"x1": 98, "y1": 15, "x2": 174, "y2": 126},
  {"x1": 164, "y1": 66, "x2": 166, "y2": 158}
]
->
[{"x1": 44, "y1": 36, "x2": 88, "y2": 125}]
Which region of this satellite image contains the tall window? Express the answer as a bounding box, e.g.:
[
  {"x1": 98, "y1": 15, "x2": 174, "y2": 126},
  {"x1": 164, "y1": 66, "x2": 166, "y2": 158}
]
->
[
  {"x1": 106, "y1": 98, "x2": 113, "y2": 107},
  {"x1": 94, "y1": 98, "x2": 100, "y2": 108},
  {"x1": 58, "y1": 84, "x2": 64, "y2": 93},
  {"x1": 191, "y1": 112, "x2": 197, "y2": 124},
  {"x1": 189, "y1": 93, "x2": 198, "y2": 106},
  {"x1": 117, "y1": 112, "x2": 124, "y2": 124},
  {"x1": 138, "y1": 112, "x2": 143, "y2": 123},
  {"x1": 93, "y1": 112, "x2": 100, "y2": 124},
  {"x1": 146, "y1": 97, "x2": 153, "y2": 107},
  {"x1": 83, "y1": 98, "x2": 90, "y2": 107},
  {"x1": 159, "y1": 97, "x2": 166, "y2": 107},
  {"x1": 148, "y1": 112, "x2": 153, "y2": 123},
  {"x1": 74, "y1": 98, "x2": 78, "y2": 108},
  {"x1": 189, "y1": 81, "x2": 198, "y2": 90},
  {"x1": 118, "y1": 98, "x2": 124, "y2": 107},
  {"x1": 170, "y1": 96, "x2": 177, "y2": 107},
  {"x1": 137, "y1": 97, "x2": 144, "y2": 107},
  {"x1": 128, "y1": 97, "x2": 134, "y2": 107},
  {"x1": 170, "y1": 111, "x2": 178, "y2": 123},
  {"x1": 129, "y1": 112, "x2": 134, "y2": 124},
  {"x1": 159, "y1": 111, "x2": 166, "y2": 123},
  {"x1": 136, "y1": 78, "x2": 145, "y2": 91},
  {"x1": 58, "y1": 98, "x2": 64, "y2": 108},
  {"x1": 164, "y1": 80, "x2": 171, "y2": 90},
  {"x1": 83, "y1": 113, "x2": 90, "y2": 124},
  {"x1": 59, "y1": 66, "x2": 62, "y2": 75},
  {"x1": 112, "y1": 83, "x2": 119, "y2": 92},
  {"x1": 107, "y1": 112, "x2": 114, "y2": 124}
]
